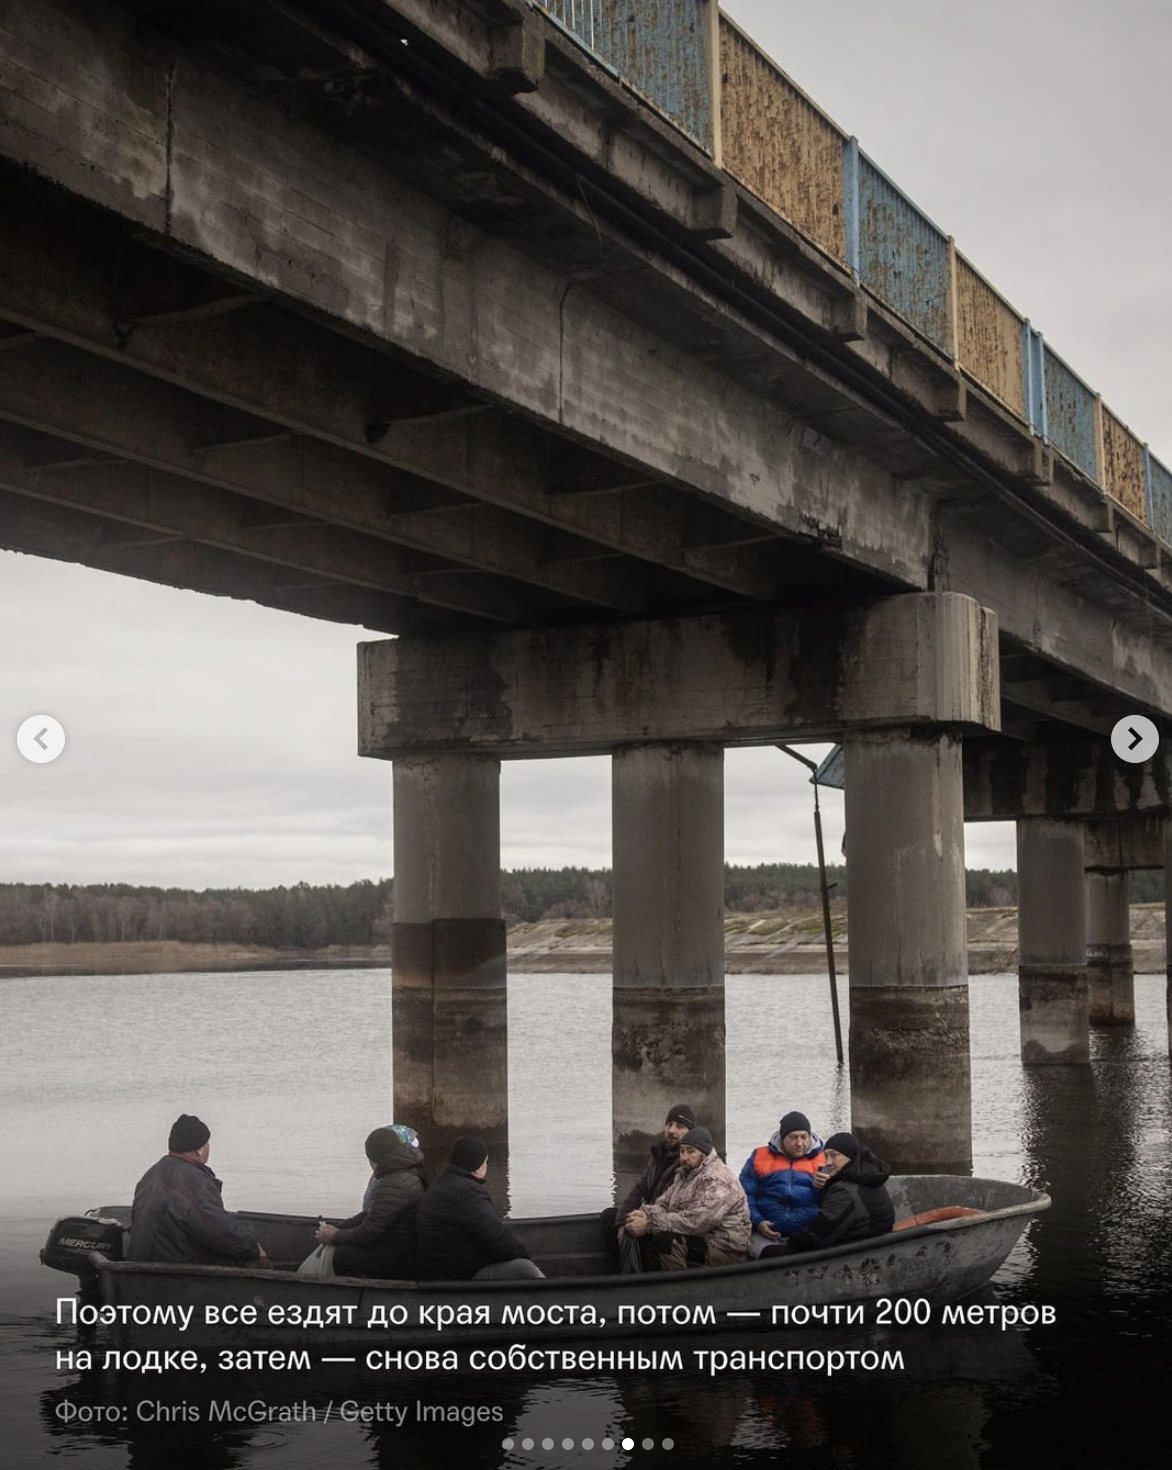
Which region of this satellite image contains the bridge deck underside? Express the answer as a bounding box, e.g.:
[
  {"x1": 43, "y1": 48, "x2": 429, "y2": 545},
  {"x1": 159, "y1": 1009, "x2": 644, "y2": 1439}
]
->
[{"x1": 1, "y1": 0, "x2": 1171, "y2": 744}]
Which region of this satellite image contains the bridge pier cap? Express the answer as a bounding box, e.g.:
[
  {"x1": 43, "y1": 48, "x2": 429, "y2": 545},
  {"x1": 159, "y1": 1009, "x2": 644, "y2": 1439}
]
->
[{"x1": 359, "y1": 592, "x2": 1000, "y2": 758}]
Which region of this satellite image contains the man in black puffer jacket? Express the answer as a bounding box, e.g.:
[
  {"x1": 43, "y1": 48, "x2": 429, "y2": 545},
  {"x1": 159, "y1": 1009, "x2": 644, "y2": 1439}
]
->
[
  {"x1": 762, "y1": 1131, "x2": 894, "y2": 1255},
  {"x1": 599, "y1": 1102, "x2": 694, "y2": 1267},
  {"x1": 316, "y1": 1125, "x2": 426, "y2": 1278},
  {"x1": 414, "y1": 1137, "x2": 544, "y2": 1281}
]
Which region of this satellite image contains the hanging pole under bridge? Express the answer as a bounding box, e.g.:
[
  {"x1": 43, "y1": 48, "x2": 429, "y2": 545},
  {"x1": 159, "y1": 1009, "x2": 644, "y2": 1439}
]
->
[{"x1": 778, "y1": 745, "x2": 844, "y2": 1065}]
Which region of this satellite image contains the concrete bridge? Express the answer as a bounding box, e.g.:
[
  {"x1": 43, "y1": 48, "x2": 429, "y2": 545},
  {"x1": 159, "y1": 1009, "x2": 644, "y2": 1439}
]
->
[{"x1": 2, "y1": 0, "x2": 1170, "y2": 1175}]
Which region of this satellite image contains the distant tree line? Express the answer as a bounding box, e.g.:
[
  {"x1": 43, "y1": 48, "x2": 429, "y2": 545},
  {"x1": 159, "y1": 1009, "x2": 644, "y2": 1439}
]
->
[{"x1": 5, "y1": 865, "x2": 1155, "y2": 950}]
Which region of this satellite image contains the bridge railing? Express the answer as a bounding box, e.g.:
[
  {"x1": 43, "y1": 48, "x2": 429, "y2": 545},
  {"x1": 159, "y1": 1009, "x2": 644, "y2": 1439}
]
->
[
  {"x1": 537, "y1": 0, "x2": 716, "y2": 154},
  {"x1": 535, "y1": 3, "x2": 1171, "y2": 547}
]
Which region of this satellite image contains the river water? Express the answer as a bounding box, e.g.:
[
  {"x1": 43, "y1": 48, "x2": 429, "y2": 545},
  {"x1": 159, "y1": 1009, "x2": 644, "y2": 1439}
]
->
[{"x1": 0, "y1": 969, "x2": 1168, "y2": 1468}]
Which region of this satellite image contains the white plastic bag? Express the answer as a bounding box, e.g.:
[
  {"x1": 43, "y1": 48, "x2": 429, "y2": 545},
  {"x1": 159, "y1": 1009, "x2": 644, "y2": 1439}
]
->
[{"x1": 296, "y1": 1243, "x2": 336, "y2": 1277}]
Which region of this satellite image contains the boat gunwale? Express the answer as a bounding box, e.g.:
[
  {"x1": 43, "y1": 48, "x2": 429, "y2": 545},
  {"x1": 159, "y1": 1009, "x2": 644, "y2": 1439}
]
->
[{"x1": 92, "y1": 1184, "x2": 1050, "y2": 1293}]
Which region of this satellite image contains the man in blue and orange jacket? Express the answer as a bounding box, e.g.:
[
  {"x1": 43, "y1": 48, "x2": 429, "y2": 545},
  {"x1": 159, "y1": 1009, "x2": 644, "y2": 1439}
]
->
[{"x1": 738, "y1": 1110, "x2": 827, "y2": 1256}]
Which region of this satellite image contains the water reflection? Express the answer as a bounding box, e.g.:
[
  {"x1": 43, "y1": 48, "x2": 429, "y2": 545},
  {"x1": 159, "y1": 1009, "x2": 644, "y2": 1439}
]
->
[{"x1": 3, "y1": 971, "x2": 1169, "y2": 1469}]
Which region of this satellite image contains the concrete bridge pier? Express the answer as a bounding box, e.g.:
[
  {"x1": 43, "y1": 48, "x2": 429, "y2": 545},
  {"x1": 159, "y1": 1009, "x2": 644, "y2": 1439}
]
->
[
  {"x1": 612, "y1": 743, "x2": 726, "y2": 1180},
  {"x1": 1017, "y1": 819, "x2": 1090, "y2": 1063},
  {"x1": 844, "y1": 730, "x2": 973, "y2": 1174},
  {"x1": 1166, "y1": 820, "x2": 1172, "y2": 1054},
  {"x1": 390, "y1": 754, "x2": 508, "y2": 1162},
  {"x1": 1085, "y1": 868, "x2": 1134, "y2": 1026}
]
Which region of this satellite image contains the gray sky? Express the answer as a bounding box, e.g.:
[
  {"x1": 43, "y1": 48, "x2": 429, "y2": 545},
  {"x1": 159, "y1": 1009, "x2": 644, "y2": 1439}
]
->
[{"x1": 5, "y1": 0, "x2": 1165, "y2": 890}]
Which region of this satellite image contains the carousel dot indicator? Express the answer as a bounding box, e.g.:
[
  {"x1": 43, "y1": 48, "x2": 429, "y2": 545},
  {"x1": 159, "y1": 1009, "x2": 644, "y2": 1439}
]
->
[
  {"x1": 563, "y1": 1440, "x2": 575, "y2": 1450},
  {"x1": 542, "y1": 1439, "x2": 555, "y2": 1450},
  {"x1": 642, "y1": 1440, "x2": 655, "y2": 1451},
  {"x1": 502, "y1": 1439, "x2": 514, "y2": 1451},
  {"x1": 522, "y1": 1438, "x2": 534, "y2": 1451},
  {"x1": 622, "y1": 1439, "x2": 635, "y2": 1451},
  {"x1": 662, "y1": 1440, "x2": 675, "y2": 1451},
  {"x1": 582, "y1": 1439, "x2": 594, "y2": 1451},
  {"x1": 602, "y1": 1439, "x2": 614, "y2": 1451}
]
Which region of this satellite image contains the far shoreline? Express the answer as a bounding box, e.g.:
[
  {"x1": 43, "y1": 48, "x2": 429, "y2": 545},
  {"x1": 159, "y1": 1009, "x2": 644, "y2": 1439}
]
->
[{"x1": 1, "y1": 904, "x2": 1165, "y2": 978}]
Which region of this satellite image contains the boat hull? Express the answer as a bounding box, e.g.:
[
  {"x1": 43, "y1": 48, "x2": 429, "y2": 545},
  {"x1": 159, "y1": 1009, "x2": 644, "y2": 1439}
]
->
[{"x1": 89, "y1": 1175, "x2": 1046, "y2": 1350}]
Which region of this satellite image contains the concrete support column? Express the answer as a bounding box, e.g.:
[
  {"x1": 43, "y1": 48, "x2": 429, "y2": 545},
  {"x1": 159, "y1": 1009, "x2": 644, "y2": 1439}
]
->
[
  {"x1": 391, "y1": 755, "x2": 507, "y2": 1161},
  {"x1": 844, "y1": 730, "x2": 972, "y2": 1174},
  {"x1": 1017, "y1": 820, "x2": 1089, "y2": 1063},
  {"x1": 1085, "y1": 869, "x2": 1135, "y2": 1026},
  {"x1": 612, "y1": 744, "x2": 725, "y2": 1180},
  {"x1": 1165, "y1": 821, "x2": 1172, "y2": 1056}
]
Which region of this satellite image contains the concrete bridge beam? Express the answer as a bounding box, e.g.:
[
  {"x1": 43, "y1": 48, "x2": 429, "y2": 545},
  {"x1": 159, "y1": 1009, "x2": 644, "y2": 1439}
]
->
[
  {"x1": 1017, "y1": 820, "x2": 1090, "y2": 1064},
  {"x1": 391, "y1": 754, "x2": 508, "y2": 1161},
  {"x1": 844, "y1": 730, "x2": 972, "y2": 1174},
  {"x1": 1085, "y1": 868, "x2": 1135, "y2": 1026},
  {"x1": 612, "y1": 744, "x2": 726, "y2": 1179}
]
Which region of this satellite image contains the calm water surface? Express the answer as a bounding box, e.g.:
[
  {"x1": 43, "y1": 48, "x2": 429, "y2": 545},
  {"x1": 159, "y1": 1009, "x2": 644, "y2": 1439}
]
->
[{"x1": 0, "y1": 970, "x2": 1169, "y2": 1468}]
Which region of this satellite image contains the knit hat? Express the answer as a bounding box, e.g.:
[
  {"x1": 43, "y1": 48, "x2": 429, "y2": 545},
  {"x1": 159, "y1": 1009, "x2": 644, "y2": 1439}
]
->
[
  {"x1": 679, "y1": 1125, "x2": 714, "y2": 1155},
  {"x1": 450, "y1": 1135, "x2": 489, "y2": 1172},
  {"x1": 665, "y1": 1103, "x2": 696, "y2": 1128},
  {"x1": 168, "y1": 1114, "x2": 210, "y2": 1152},
  {"x1": 778, "y1": 1111, "x2": 811, "y2": 1139},
  {"x1": 824, "y1": 1132, "x2": 860, "y2": 1160}
]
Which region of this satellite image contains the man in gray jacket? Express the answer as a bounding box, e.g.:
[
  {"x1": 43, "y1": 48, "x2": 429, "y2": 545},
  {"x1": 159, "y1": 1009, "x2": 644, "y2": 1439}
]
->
[{"x1": 127, "y1": 1114, "x2": 266, "y2": 1266}]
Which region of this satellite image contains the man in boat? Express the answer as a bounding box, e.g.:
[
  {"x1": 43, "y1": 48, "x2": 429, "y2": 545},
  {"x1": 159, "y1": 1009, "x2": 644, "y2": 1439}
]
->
[
  {"x1": 761, "y1": 1131, "x2": 894, "y2": 1255},
  {"x1": 314, "y1": 1124, "x2": 426, "y2": 1278},
  {"x1": 414, "y1": 1136, "x2": 545, "y2": 1281},
  {"x1": 126, "y1": 1114, "x2": 268, "y2": 1267},
  {"x1": 738, "y1": 1110, "x2": 828, "y2": 1257},
  {"x1": 624, "y1": 1125, "x2": 751, "y2": 1270},
  {"x1": 600, "y1": 1102, "x2": 695, "y2": 1267}
]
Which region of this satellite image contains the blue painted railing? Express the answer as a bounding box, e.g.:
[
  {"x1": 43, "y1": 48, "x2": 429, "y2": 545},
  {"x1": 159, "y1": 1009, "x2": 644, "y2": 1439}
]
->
[{"x1": 534, "y1": 2, "x2": 1168, "y2": 541}]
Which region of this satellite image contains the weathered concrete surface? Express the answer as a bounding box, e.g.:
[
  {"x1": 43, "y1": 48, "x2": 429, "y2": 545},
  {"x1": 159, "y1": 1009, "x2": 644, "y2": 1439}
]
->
[
  {"x1": 1084, "y1": 815, "x2": 1166, "y2": 870},
  {"x1": 391, "y1": 755, "x2": 507, "y2": 1156},
  {"x1": 360, "y1": 593, "x2": 1000, "y2": 757},
  {"x1": 849, "y1": 986, "x2": 973, "y2": 1175},
  {"x1": 1017, "y1": 820, "x2": 1090, "y2": 1064},
  {"x1": 1085, "y1": 869, "x2": 1135, "y2": 1025},
  {"x1": 1, "y1": 0, "x2": 1171, "y2": 735},
  {"x1": 965, "y1": 743, "x2": 1172, "y2": 822},
  {"x1": 612, "y1": 745, "x2": 725, "y2": 1172},
  {"x1": 1166, "y1": 821, "x2": 1172, "y2": 1058},
  {"x1": 844, "y1": 731, "x2": 972, "y2": 1172}
]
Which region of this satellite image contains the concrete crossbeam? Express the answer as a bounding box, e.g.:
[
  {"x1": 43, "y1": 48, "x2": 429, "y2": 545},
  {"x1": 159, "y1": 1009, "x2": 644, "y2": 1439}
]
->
[
  {"x1": 964, "y1": 742, "x2": 1172, "y2": 821},
  {"x1": 360, "y1": 592, "x2": 1000, "y2": 758},
  {"x1": 1083, "y1": 816, "x2": 1166, "y2": 871}
]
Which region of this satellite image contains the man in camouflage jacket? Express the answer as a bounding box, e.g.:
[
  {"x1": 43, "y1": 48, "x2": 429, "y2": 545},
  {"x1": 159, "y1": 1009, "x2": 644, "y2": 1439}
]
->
[{"x1": 626, "y1": 1126, "x2": 751, "y2": 1269}]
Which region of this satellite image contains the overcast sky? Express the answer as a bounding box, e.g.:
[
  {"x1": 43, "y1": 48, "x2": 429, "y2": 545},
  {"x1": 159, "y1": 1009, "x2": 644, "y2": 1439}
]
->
[{"x1": 4, "y1": 0, "x2": 1166, "y2": 890}]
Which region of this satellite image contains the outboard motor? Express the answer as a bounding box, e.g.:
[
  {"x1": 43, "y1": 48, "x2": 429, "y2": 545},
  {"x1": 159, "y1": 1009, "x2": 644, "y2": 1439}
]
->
[
  {"x1": 41, "y1": 1213, "x2": 125, "y2": 1275},
  {"x1": 41, "y1": 1212, "x2": 125, "y2": 1342}
]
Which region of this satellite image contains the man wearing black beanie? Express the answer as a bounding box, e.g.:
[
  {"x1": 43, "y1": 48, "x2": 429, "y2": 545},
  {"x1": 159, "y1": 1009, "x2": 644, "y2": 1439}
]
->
[
  {"x1": 126, "y1": 1114, "x2": 266, "y2": 1266},
  {"x1": 761, "y1": 1131, "x2": 894, "y2": 1256},
  {"x1": 414, "y1": 1137, "x2": 544, "y2": 1281},
  {"x1": 599, "y1": 1102, "x2": 697, "y2": 1267}
]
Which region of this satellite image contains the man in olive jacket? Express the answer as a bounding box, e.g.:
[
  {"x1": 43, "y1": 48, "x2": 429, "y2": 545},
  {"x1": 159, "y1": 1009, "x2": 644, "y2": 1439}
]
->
[
  {"x1": 414, "y1": 1137, "x2": 544, "y2": 1281},
  {"x1": 127, "y1": 1114, "x2": 266, "y2": 1266},
  {"x1": 315, "y1": 1125, "x2": 426, "y2": 1278}
]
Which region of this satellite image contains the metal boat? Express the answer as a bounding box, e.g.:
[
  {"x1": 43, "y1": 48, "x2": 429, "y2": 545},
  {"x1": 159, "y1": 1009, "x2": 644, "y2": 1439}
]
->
[{"x1": 47, "y1": 1174, "x2": 1048, "y2": 1350}]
